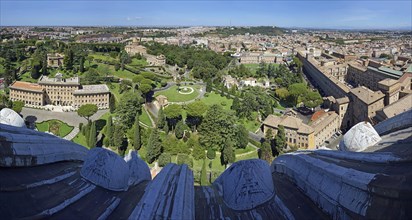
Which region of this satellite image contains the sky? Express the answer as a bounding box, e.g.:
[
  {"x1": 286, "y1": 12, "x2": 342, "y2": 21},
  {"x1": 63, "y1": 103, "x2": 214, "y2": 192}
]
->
[{"x1": 0, "y1": 0, "x2": 411, "y2": 29}]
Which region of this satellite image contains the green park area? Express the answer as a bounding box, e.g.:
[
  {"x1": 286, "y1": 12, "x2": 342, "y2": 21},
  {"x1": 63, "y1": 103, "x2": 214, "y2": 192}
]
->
[
  {"x1": 36, "y1": 120, "x2": 74, "y2": 138},
  {"x1": 155, "y1": 85, "x2": 201, "y2": 102}
]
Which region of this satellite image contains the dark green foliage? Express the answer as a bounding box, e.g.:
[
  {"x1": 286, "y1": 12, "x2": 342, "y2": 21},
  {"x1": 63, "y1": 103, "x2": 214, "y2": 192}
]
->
[
  {"x1": 11, "y1": 100, "x2": 24, "y2": 113},
  {"x1": 221, "y1": 140, "x2": 235, "y2": 167},
  {"x1": 177, "y1": 153, "x2": 193, "y2": 168},
  {"x1": 205, "y1": 80, "x2": 212, "y2": 93},
  {"x1": 259, "y1": 139, "x2": 273, "y2": 164},
  {"x1": 164, "y1": 123, "x2": 169, "y2": 134},
  {"x1": 106, "y1": 116, "x2": 114, "y2": 146},
  {"x1": 274, "y1": 126, "x2": 286, "y2": 155},
  {"x1": 158, "y1": 153, "x2": 171, "y2": 167},
  {"x1": 77, "y1": 104, "x2": 98, "y2": 121},
  {"x1": 288, "y1": 83, "x2": 307, "y2": 106},
  {"x1": 164, "y1": 104, "x2": 182, "y2": 130},
  {"x1": 235, "y1": 87, "x2": 273, "y2": 119},
  {"x1": 192, "y1": 142, "x2": 205, "y2": 160},
  {"x1": 228, "y1": 64, "x2": 252, "y2": 78},
  {"x1": 235, "y1": 125, "x2": 249, "y2": 149},
  {"x1": 156, "y1": 108, "x2": 166, "y2": 129},
  {"x1": 207, "y1": 148, "x2": 216, "y2": 160},
  {"x1": 145, "y1": 42, "x2": 230, "y2": 80},
  {"x1": 114, "y1": 63, "x2": 120, "y2": 71},
  {"x1": 199, "y1": 105, "x2": 236, "y2": 151},
  {"x1": 119, "y1": 80, "x2": 132, "y2": 94},
  {"x1": 64, "y1": 48, "x2": 74, "y2": 70},
  {"x1": 103, "y1": 136, "x2": 110, "y2": 147},
  {"x1": 88, "y1": 121, "x2": 96, "y2": 148},
  {"x1": 163, "y1": 135, "x2": 190, "y2": 155},
  {"x1": 185, "y1": 101, "x2": 207, "y2": 131},
  {"x1": 146, "y1": 129, "x2": 162, "y2": 163},
  {"x1": 302, "y1": 90, "x2": 323, "y2": 108},
  {"x1": 42, "y1": 55, "x2": 48, "y2": 75},
  {"x1": 175, "y1": 120, "x2": 186, "y2": 139},
  {"x1": 82, "y1": 68, "x2": 101, "y2": 84},
  {"x1": 109, "y1": 94, "x2": 116, "y2": 113},
  {"x1": 79, "y1": 56, "x2": 85, "y2": 73},
  {"x1": 30, "y1": 64, "x2": 41, "y2": 79},
  {"x1": 133, "y1": 113, "x2": 142, "y2": 151},
  {"x1": 115, "y1": 91, "x2": 142, "y2": 128},
  {"x1": 200, "y1": 159, "x2": 209, "y2": 186},
  {"x1": 113, "y1": 125, "x2": 127, "y2": 154}
]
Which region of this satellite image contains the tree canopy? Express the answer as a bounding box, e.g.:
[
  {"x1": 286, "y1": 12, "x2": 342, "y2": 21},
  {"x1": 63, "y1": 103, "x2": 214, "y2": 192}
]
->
[
  {"x1": 115, "y1": 91, "x2": 143, "y2": 128},
  {"x1": 77, "y1": 104, "x2": 98, "y2": 121},
  {"x1": 199, "y1": 105, "x2": 236, "y2": 151}
]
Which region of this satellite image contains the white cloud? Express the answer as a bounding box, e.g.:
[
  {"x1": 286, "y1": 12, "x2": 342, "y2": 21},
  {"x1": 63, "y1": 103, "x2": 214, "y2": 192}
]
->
[{"x1": 126, "y1": 16, "x2": 142, "y2": 21}]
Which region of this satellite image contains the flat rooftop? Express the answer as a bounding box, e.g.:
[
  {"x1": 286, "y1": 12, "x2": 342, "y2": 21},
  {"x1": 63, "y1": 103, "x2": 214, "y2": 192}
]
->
[
  {"x1": 39, "y1": 75, "x2": 80, "y2": 85},
  {"x1": 73, "y1": 84, "x2": 110, "y2": 95},
  {"x1": 350, "y1": 86, "x2": 385, "y2": 104},
  {"x1": 368, "y1": 66, "x2": 403, "y2": 79}
]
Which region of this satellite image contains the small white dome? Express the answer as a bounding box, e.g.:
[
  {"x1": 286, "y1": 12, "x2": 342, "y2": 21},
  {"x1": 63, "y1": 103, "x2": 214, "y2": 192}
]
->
[
  {"x1": 340, "y1": 122, "x2": 381, "y2": 152},
  {"x1": 81, "y1": 148, "x2": 130, "y2": 191},
  {"x1": 0, "y1": 108, "x2": 25, "y2": 127},
  {"x1": 124, "y1": 150, "x2": 151, "y2": 186},
  {"x1": 213, "y1": 159, "x2": 275, "y2": 211}
]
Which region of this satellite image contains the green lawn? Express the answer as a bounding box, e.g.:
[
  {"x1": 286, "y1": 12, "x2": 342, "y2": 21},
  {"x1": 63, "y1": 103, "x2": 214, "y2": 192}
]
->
[
  {"x1": 90, "y1": 53, "x2": 117, "y2": 62},
  {"x1": 155, "y1": 85, "x2": 201, "y2": 102},
  {"x1": 129, "y1": 58, "x2": 148, "y2": 67},
  {"x1": 235, "y1": 150, "x2": 259, "y2": 161},
  {"x1": 107, "y1": 83, "x2": 121, "y2": 100},
  {"x1": 201, "y1": 92, "x2": 233, "y2": 111},
  {"x1": 140, "y1": 108, "x2": 153, "y2": 127},
  {"x1": 234, "y1": 144, "x2": 257, "y2": 154},
  {"x1": 36, "y1": 120, "x2": 74, "y2": 138},
  {"x1": 239, "y1": 112, "x2": 261, "y2": 132},
  {"x1": 72, "y1": 133, "x2": 88, "y2": 148}
]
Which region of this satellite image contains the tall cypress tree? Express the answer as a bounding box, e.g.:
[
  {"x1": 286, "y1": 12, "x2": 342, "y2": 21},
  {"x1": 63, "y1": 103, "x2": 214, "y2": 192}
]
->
[
  {"x1": 106, "y1": 116, "x2": 114, "y2": 146},
  {"x1": 88, "y1": 121, "x2": 96, "y2": 148},
  {"x1": 109, "y1": 95, "x2": 116, "y2": 113},
  {"x1": 274, "y1": 126, "x2": 286, "y2": 155},
  {"x1": 157, "y1": 108, "x2": 166, "y2": 129},
  {"x1": 79, "y1": 56, "x2": 85, "y2": 73},
  {"x1": 134, "y1": 113, "x2": 142, "y2": 151},
  {"x1": 221, "y1": 140, "x2": 235, "y2": 168},
  {"x1": 200, "y1": 159, "x2": 209, "y2": 186},
  {"x1": 146, "y1": 129, "x2": 162, "y2": 164}
]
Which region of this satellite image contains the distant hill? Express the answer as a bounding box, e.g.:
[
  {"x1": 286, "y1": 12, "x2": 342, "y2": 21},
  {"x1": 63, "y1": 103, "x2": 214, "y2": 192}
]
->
[{"x1": 195, "y1": 26, "x2": 284, "y2": 37}]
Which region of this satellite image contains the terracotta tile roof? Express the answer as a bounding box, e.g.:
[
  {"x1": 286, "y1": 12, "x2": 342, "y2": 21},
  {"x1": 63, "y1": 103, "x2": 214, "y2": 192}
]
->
[
  {"x1": 310, "y1": 110, "x2": 326, "y2": 122},
  {"x1": 263, "y1": 115, "x2": 314, "y2": 134},
  {"x1": 10, "y1": 81, "x2": 43, "y2": 92}
]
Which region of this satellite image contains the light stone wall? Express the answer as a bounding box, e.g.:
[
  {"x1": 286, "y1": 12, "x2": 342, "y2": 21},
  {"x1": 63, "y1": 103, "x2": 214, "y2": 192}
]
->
[{"x1": 9, "y1": 89, "x2": 44, "y2": 106}]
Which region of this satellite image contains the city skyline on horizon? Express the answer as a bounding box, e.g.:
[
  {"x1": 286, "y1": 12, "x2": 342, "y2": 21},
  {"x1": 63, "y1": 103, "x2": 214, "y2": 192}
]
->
[{"x1": 1, "y1": 0, "x2": 411, "y2": 30}]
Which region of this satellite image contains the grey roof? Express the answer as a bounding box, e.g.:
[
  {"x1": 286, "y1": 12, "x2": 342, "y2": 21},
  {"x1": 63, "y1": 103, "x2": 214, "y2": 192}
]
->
[{"x1": 73, "y1": 84, "x2": 110, "y2": 95}]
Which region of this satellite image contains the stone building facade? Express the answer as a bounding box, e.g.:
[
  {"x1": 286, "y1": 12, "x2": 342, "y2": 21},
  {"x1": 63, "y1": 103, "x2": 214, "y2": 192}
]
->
[
  {"x1": 9, "y1": 73, "x2": 110, "y2": 110},
  {"x1": 347, "y1": 63, "x2": 403, "y2": 91},
  {"x1": 47, "y1": 53, "x2": 64, "y2": 68},
  {"x1": 262, "y1": 115, "x2": 315, "y2": 149},
  {"x1": 9, "y1": 81, "x2": 45, "y2": 106},
  {"x1": 349, "y1": 86, "x2": 385, "y2": 125},
  {"x1": 262, "y1": 112, "x2": 341, "y2": 150}
]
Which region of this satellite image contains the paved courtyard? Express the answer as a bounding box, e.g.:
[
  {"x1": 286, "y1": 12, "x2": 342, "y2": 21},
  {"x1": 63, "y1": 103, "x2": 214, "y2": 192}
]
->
[{"x1": 22, "y1": 107, "x2": 109, "y2": 128}]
